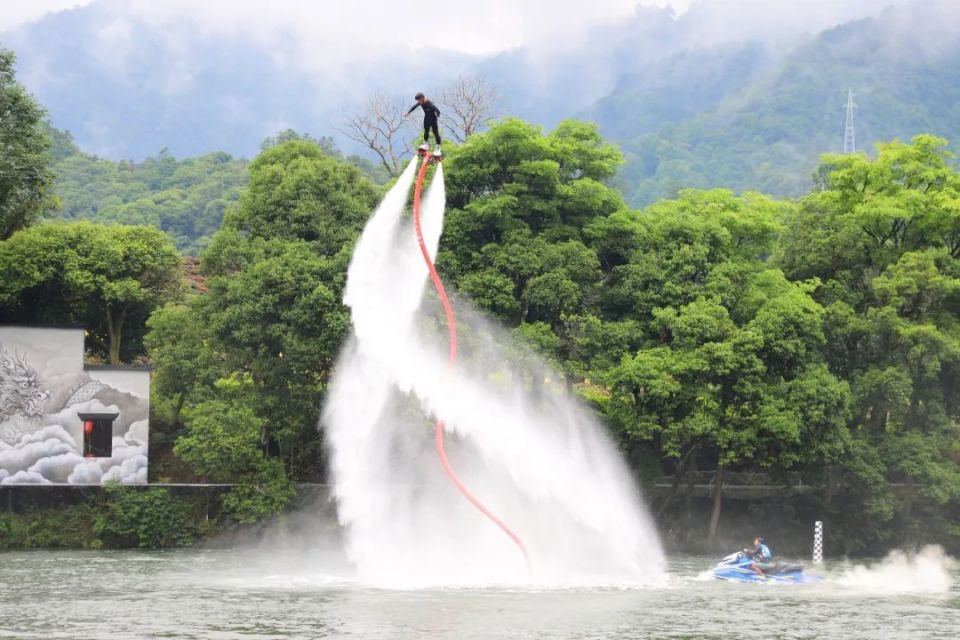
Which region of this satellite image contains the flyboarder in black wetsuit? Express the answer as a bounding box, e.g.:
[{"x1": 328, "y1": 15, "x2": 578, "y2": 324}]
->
[{"x1": 406, "y1": 92, "x2": 442, "y2": 147}]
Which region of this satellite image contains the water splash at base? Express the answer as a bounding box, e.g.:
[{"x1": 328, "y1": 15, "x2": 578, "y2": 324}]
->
[{"x1": 834, "y1": 545, "x2": 955, "y2": 593}]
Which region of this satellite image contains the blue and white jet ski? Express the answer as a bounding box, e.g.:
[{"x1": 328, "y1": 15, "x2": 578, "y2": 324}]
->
[{"x1": 711, "y1": 551, "x2": 822, "y2": 584}]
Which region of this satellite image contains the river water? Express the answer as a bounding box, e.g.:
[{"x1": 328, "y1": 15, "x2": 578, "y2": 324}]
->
[{"x1": 1, "y1": 548, "x2": 957, "y2": 639}]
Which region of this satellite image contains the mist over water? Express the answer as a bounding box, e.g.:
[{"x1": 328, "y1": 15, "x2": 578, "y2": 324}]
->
[{"x1": 322, "y1": 156, "x2": 664, "y2": 587}]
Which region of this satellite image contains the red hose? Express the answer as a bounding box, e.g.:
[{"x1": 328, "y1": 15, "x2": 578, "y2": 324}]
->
[{"x1": 411, "y1": 156, "x2": 531, "y2": 571}]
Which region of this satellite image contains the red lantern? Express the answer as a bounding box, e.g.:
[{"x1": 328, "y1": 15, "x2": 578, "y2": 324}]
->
[{"x1": 83, "y1": 420, "x2": 94, "y2": 435}]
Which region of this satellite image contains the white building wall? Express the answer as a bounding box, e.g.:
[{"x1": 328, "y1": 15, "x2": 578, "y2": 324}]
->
[{"x1": 0, "y1": 326, "x2": 150, "y2": 485}]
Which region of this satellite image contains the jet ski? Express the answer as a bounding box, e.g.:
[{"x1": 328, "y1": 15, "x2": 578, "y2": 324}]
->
[{"x1": 711, "y1": 551, "x2": 822, "y2": 584}]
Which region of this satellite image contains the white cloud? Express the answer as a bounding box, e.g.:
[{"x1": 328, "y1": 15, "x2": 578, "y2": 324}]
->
[
  {"x1": 63, "y1": 439, "x2": 148, "y2": 484},
  {"x1": 4, "y1": 0, "x2": 690, "y2": 53},
  {"x1": 0, "y1": 0, "x2": 94, "y2": 32},
  {"x1": 5, "y1": 0, "x2": 925, "y2": 75},
  {"x1": 0, "y1": 421, "x2": 147, "y2": 484},
  {"x1": 124, "y1": 0, "x2": 675, "y2": 55},
  {"x1": 1, "y1": 470, "x2": 50, "y2": 484},
  {"x1": 7, "y1": 0, "x2": 930, "y2": 59},
  {"x1": 101, "y1": 452, "x2": 148, "y2": 484},
  {"x1": 124, "y1": 419, "x2": 149, "y2": 447},
  {"x1": 67, "y1": 460, "x2": 103, "y2": 483},
  {"x1": 28, "y1": 451, "x2": 86, "y2": 483},
  {"x1": 677, "y1": 0, "x2": 917, "y2": 46},
  {"x1": 91, "y1": 17, "x2": 134, "y2": 76},
  {"x1": 19, "y1": 424, "x2": 78, "y2": 448},
  {"x1": 0, "y1": 433, "x2": 76, "y2": 475}
]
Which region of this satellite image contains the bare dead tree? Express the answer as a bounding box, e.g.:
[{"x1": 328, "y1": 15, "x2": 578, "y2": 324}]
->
[
  {"x1": 438, "y1": 76, "x2": 501, "y2": 144},
  {"x1": 341, "y1": 78, "x2": 498, "y2": 173},
  {"x1": 338, "y1": 92, "x2": 412, "y2": 177}
]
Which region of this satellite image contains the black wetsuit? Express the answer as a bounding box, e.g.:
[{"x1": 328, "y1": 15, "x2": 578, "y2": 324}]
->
[{"x1": 407, "y1": 100, "x2": 442, "y2": 145}]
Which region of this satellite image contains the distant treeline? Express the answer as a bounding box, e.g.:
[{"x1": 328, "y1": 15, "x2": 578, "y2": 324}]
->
[{"x1": 48, "y1": 127, "x2": 389, "y2": 255}]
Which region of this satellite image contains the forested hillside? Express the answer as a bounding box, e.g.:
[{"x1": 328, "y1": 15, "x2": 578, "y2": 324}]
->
[
  {"x1": 595, "y1": 5, "x2": 960, "y2": 204},
  {"x1": 7, "y1": 0, "x2": 959, "y2": 205},
  {"x1": 50, "y1": 129, "x2": 249, "y2": 254},
  {"x1": 48, "y1": 128, "x2": 388, "y2": 254}
]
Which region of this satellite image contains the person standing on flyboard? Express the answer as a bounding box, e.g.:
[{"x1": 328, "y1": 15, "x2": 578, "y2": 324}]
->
[{"x1": 405, "y1": 92, "x2": 442, "y2": 151}]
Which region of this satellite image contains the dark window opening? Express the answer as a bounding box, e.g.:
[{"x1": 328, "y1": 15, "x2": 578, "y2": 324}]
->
[{"x1": 79, "y1": 412, "x2": 117, "y2": 458}]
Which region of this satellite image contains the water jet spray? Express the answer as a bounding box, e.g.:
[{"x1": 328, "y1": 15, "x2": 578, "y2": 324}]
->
[
  {"x1": 325, "y1": 148, "x2": 663, "y2": 587},
  {"x1": 412, "y1": 145, "x2": 531, "y2": 570}
]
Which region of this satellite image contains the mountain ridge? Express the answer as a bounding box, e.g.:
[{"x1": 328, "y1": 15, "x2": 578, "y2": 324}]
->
[{"x1": 4, "y1": 0, "x2": 958, "y2": 207}]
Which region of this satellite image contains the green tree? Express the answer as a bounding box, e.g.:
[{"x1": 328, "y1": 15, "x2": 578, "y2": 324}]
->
[
  {"x1": 203, "y1": 242, "x2": 349, "y2": 464},
  {"x1": 200, "y1": 140, "x2": 380, "y2": 477},
  {"x1": 144, "y1": 302, "x2": 226, "y2": 449},
  {"x1": 0, "y1": 48, "x2": 55, "y2": 239},
  {"x1": 53, "y1": 146, "x2": 249, "y2": 255},
  {"x1": 605, "y1": 191, "x2": 849, "y2": 547},
  {"x1": 438, "y1": 119, "x2": 629, "y2": 387},
  {"x1": 778, "y1": 136, "x2": 960, "y2": 552},
  {"x1": 205, "y1": 139, "x2": 380, "y2": 265},
  {"x1": 175, "y1": 375, "x2": 294, "y2": 523},
  {"x1": 94, "y1": 485, "x2": 199, "y2": 548},
  {"x1": 148, "y1": 138, "x2": 381, "y2": 492},
  {"x1": 0, "y1": 221, "x2": 182, "y2": 363}
]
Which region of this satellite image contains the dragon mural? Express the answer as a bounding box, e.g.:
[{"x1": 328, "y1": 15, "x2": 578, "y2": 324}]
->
[{"x1": 0, "y1": 345, "x2": 50, "y2": 422}]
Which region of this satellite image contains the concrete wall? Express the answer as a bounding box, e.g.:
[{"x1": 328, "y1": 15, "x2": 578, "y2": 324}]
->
[{"x1": 0, "y1": 326, "x2": 149, "y2": 484}]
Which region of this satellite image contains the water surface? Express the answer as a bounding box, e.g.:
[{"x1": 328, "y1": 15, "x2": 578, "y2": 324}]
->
[{"x1": 1, "y1": 549, "x2": 956, "y2": 639}]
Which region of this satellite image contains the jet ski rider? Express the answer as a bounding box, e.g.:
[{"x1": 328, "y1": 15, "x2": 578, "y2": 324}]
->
[{"x1": 744, "y1": 536, "x2": 773, "y2": 576}]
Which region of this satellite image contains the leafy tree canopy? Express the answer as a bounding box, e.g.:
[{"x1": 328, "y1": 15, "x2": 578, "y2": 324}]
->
[
  {"x1": 0, "y1": 47, "x2": 55, "y2": 239},
  {"x1": 0, "y1": 221, "x2": 182, "y2": 363}
]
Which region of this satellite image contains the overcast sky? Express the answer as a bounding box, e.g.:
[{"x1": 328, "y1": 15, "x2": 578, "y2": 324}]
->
[
  {"x1": 1, "y1": 0, "x2": 89, "y2": 32},
  {"x1": 1, "y1": 0, "x2": 942, "y2": 159},
  {"x1": 2, "y1": 0, "x2": 697, "y2": 52},
  {"x1": 4, "y1": 0, "x2": 931, "y2": 59}
]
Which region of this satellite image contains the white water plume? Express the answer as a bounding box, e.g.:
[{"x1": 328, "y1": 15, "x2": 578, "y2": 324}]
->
[
  {"x1": 834, "y1": 545, "x2": 955, "y2": 594},
  {"x1": 323, "y1": 156, "x2": 664, "y2": 587}
]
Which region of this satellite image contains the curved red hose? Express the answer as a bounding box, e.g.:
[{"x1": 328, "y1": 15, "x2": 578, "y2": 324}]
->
[{"x1": 411, "y1": 157, "x2": 531, "y2": 570}]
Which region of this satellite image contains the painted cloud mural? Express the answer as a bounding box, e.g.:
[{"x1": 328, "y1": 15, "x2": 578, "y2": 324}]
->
[{"x1": 0, "y1": 328, "x2": 150, "y2": 485}]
